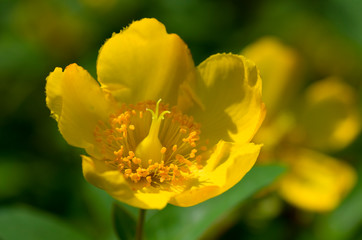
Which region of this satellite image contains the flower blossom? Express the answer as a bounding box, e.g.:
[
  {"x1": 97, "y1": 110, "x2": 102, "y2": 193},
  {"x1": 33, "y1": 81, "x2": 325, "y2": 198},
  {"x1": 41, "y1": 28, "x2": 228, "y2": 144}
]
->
[{"x1": 46, "y1": 18, "x2": 265, "y2": 209}]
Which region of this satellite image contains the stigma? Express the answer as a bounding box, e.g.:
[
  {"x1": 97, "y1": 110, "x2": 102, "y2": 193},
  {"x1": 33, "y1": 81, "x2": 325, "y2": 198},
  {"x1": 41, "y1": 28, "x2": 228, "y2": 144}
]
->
[{"x1": 94, "y1": 100, "x2": 208, "y2": 189}]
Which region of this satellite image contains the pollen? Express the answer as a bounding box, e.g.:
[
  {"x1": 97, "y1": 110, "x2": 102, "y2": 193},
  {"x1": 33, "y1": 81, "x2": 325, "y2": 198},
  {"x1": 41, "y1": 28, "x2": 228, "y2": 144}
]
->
[{"x1": 94, "y1": 100, "x2": 209, "y2": 190}]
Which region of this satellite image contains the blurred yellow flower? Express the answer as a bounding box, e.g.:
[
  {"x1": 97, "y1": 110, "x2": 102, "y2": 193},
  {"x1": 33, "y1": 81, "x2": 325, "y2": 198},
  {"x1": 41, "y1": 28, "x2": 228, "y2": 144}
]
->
[
  {"x1": 279, "y1": 149, "x2": 356, "y2": 211},
  {"x1": 46, "y1": 18, "x2": 265, "y2": 210},
  {"x1": 242, "y1": 37, "x2": 359, "y2": 212},
  {"x1": 296, "y1": 77, "x2": 361, "y2": 151}
]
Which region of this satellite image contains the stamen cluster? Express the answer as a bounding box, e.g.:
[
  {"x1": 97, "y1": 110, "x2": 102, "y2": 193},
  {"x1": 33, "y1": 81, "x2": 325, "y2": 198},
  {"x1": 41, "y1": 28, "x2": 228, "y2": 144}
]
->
[{"x1": 94, "y1": 101, "x2": 208, "y2": 189}]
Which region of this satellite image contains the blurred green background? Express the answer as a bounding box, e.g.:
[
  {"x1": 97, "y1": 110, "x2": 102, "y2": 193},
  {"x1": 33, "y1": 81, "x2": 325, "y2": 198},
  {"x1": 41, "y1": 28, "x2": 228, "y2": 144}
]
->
[{"x1": 0, "y1": 0, "x2": 361, "y2": 239}]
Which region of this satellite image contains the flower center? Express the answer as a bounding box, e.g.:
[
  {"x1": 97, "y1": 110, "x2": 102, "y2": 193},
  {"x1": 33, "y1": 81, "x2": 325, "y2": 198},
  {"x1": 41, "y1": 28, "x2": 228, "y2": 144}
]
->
[{"x1": 94, "y1": 100, "x2": 208, "y2": 189}]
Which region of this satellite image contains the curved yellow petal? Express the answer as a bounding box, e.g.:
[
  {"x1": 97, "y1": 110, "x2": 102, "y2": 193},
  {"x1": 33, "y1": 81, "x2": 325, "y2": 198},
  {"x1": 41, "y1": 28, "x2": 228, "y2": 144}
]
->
[
  {"x1": 298, "y1": 77, "x2": 361, "y2": 151},
  {"x1": 45, "y1": 64, "x2": 112, "y2": 149},
  {"x1": 97, "y1": 18, "x2": 197, "y2": 106},
  {"x1": 82, "y1": 155, "x2": 131, "y2": 194},
  {"x1": 242, "y1": 37, "x2": 301, "y2": 117},
  {"x1": 190, "y1": 53, "x2": 265, "y2": 145},
  {"x1": 278, "y1": 149, "x2": 357, "y2": 212},
  {"x1": 206, "y1": 141, "x2": 261, "y2": 192},
  {"x1": 170, "y1": 141, "x2": 261, "y2": 207},
  {"x1": 132, "y1": 190, "x2": 174, "y2": 210},
  {"x1": 82, "y1": 155, "x2": 173, "y2": 209},
  {"x1": 45, "y1": 67, "x2": 63, "y2": 121},
  {"x1": 169, "y1": 185, "x2": 220, "y2": 207}
]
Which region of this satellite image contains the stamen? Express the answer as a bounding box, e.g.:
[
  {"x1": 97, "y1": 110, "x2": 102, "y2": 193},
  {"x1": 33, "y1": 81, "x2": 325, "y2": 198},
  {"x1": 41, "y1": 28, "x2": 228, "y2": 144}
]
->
[
  {"x1": 161, "y1": 147, "x2": 167, "y2": 154},
  {"x1": 146, "y1": 176, "x2": 152, "y2": 183}
]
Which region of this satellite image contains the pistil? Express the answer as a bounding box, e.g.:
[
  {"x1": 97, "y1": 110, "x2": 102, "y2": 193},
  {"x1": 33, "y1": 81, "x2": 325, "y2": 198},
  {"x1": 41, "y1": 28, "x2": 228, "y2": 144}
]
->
[{"x1": 135, "y1": 99, "x2": 170, "y2": 166}]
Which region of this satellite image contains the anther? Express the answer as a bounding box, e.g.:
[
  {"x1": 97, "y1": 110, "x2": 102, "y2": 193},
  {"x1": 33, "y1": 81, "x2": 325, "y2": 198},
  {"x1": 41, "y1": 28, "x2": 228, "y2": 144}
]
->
[{"x1": 161, "y1": 147, "x2": 167, "y2": 154}]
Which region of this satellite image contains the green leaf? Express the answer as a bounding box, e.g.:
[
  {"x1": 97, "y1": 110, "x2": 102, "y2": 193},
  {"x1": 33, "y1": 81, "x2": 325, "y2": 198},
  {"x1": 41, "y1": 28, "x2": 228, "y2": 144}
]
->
[
  {"x1": 112, "y1": 203, "x2": 137, "y2": 240},
  {"x1": 145, "y1": 164, "x2": 286, "y2": 240},
  {"x1": 0, "y1": 206, "x2": 89, "y2": 240}
]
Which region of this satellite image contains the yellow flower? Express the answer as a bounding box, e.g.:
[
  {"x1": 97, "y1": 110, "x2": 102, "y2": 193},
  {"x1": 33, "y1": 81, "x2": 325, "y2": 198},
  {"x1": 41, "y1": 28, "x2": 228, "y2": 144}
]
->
[
  {"x1": 242, "y1": 37, "x2": 359, "y2": 212},
  {"x1": 45, "y1": 18, "x2": 265, "y2": 209}
]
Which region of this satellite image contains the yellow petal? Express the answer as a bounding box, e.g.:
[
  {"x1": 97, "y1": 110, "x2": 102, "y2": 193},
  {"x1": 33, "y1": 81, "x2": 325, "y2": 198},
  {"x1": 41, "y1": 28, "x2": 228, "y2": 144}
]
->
[
  {"x1": 82, "y1": 155, "x2": 130, "y2": 194},
  {"x1": 45, "y1": 67, "x2": 63, "y2": 121},
  {"x1": 45, "y1": 64, "x2": 112, "y2": 150},
  {"x1": 190, "y1": 53, "x2": 265, "y2": 145},
  {"x1": 82, "y1": 155, "x2": 172, "y2": 209},
  {"x1": 169, "y1": 185, "x2": 220, "y2": 207},
  {"x1": 97, "y1": 18, "x2": 197, "y2": 105},
  {"x1": 278, "y1": 149, "x2": 357, "y2": 212},
  {"x1": 132, "y1": 190, "x2": 174, "y2": 210},
  {"x1": 170, "y1": 141, "x2": 261, "y2": 207},
  {"x1": 297, "y1": 77, "x2": 361, "y2": 151},
  {"x1": 242, "y1": 37, "x2": 301, "y2": 117},
  {"x1": 206, "y1": 141, "x2": 262, "y2": 192}
]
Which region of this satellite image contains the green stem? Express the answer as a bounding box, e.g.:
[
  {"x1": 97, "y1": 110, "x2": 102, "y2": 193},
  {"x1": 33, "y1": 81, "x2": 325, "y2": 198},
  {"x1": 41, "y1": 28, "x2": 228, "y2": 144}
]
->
[{"x1": 136, "y1": 209, "x2": 146, "y2": 240}]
